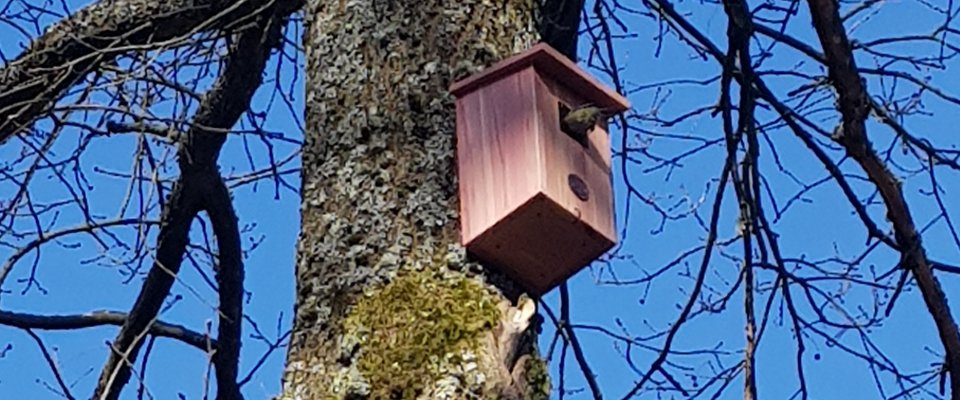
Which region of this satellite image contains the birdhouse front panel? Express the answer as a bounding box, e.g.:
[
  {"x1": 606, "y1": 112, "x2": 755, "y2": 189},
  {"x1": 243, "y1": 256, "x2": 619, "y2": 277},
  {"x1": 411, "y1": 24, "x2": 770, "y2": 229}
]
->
[
  {"x1": 455, "y1": 67, "x2": 545, "y2": 245},
  {"x1": 451, "y1": 43, "x2": 629, "y2": 294}
]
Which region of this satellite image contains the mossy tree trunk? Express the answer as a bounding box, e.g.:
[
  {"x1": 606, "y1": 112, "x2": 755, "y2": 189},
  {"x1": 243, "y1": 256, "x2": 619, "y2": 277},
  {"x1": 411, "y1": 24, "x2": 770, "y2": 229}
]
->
[{"x1": 281, "y1": 1, "x2": 550, "y2": 398}]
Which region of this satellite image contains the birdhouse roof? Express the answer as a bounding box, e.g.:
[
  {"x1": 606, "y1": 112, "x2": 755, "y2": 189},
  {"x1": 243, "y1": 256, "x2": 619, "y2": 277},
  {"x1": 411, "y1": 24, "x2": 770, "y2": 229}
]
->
[{"x1": 450, "y1": 43, "x2": 631, "y2": 113}]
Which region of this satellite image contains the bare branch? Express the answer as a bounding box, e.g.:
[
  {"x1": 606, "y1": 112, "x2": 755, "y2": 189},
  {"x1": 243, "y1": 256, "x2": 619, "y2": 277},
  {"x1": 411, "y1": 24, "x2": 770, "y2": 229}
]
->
[
  {"x1": 804, "y1": 0, "x2": 960, "y2": 397},
  {"x1": 24, "y1": 328, "x2": 76, "y2": 400},
  {"x1": 0, "y1": 310, "x2": 216, "y2": 352},
  {"x1": 92, "y1": 3, "x2": 290, "y2": 398},
  {"x1": 0, "y1": 0, "x2": 302, "y2": 144}
]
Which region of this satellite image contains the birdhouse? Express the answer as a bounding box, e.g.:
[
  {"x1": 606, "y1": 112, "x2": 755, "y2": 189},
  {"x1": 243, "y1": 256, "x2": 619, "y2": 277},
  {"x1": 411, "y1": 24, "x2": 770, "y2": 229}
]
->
[{"x1": 450, "y1": 43, "x2": 630, "y2": 295}]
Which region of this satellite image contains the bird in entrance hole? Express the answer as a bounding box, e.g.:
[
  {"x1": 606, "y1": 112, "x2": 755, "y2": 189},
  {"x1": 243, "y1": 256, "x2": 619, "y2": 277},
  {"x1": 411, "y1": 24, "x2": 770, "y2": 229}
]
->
[{"x1": 560, "y1": 104, "x2": 617, "y2": 144}]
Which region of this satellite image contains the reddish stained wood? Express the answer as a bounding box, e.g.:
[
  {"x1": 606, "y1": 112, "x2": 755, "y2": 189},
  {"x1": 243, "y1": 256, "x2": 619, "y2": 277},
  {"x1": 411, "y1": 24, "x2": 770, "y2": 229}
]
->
[
  {"x1": 457, "y1": 69, "x2": 544, "y2": 245},
  {"x1": 452, "y1": 44, "x2": 628, "y2": 295},
  {"x1": 541, "y1": 76, "x2": 612, "y2": 169},
  {"x1": 534, "y1": 72, "x2": 616, "y2": 239},
  {"x1": 467, "y1": 194, "x2": 614, "y2": 294}
]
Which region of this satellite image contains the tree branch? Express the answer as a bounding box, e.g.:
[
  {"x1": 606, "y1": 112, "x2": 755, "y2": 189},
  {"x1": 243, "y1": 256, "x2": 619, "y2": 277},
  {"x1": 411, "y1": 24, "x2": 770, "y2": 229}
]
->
[
  {"x1": 622, "y1": 132, "x2": 738, "y2": 399},
  {"x1": 539, "y1": 0, "x2": 585, "y2": 60},
  {"x1": 92, "y1": 4, "x2": 288, "y2": 398},
  {"x1": 0, "y1": 218, "x2": 158, "y2": 291},
  {"x1": 0, "y1": 0, "x2": 302, "y2": 145},
  {"x1": 203, "y1": 12, "x2": 285, "y2": 398},
  {"x1": 719, "y1": 0, "x2": 759, "y2": 397},
  {"x1": 93, "y1": 177, "x2": 201, "y2": 400},
  {"x1": 558, "y1": 284, "x2": 602, "y2": 399},
  {"x1": 804, "y1": 0, "x2": 960, "y2": 397},
  {"x1": 0, "y1": 310, "x2": 216, "y2": 352},
  {"x1": 24, "y1": 328, "x2": 76, "y2": 400}
]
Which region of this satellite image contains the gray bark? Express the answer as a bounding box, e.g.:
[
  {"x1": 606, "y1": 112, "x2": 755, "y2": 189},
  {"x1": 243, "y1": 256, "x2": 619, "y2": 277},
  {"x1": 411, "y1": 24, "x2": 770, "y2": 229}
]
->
[{"x1": 281, "y1": 0, "x2": 548, "y2": 398}]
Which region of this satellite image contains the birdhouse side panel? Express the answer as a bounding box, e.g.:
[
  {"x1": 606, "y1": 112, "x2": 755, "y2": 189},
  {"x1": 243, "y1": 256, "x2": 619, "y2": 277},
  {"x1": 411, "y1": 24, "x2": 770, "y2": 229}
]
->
[
  {"x1": 587, "y1": 123, "x2": 613, "y2": 169},
  {"x1": 456, "y1": 68, "x2": 545, "y2": 245},
  {"x1": 532, "y1": 75, "x2": 617, "y2": 245},
  {"x1": 539, "y1": 128, "x2": 617, "y2": 244}
]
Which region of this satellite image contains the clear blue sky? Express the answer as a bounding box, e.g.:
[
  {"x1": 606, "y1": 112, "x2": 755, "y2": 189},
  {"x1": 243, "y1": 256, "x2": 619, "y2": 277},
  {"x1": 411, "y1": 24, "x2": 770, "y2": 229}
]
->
[{"x1": 1, "y1": 0, "x2": 959, "y2": 399}]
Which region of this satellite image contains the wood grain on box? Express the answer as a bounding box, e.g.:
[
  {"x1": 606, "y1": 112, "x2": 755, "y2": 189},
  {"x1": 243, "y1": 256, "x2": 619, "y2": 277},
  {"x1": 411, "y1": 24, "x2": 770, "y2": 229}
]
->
[{"x1": 451, "y1": 43, "x2": 629, "y2": 294}]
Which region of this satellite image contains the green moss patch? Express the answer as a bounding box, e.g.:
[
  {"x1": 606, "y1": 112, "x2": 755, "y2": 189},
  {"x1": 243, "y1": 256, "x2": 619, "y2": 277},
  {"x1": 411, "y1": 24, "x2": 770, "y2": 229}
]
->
[
  {"x1": 522, "y1": 355, "x2": 550, "y2": 400},
  {"x1": 344, "y1": 270, "x2": 500, "y2": 399}
]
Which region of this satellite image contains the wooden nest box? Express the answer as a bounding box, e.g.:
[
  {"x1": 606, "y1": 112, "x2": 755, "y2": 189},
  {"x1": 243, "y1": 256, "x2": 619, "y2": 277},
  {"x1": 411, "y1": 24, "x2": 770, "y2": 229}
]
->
[{"x1": 450, "y1": 43, "x2": 630, "y2": 295}]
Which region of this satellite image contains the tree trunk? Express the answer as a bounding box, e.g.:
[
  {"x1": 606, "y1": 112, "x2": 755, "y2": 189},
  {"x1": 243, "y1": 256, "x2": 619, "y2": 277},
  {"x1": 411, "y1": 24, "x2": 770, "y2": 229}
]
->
[{"x1": 280, "y1": 1, "x2": 548, "y2": 398}]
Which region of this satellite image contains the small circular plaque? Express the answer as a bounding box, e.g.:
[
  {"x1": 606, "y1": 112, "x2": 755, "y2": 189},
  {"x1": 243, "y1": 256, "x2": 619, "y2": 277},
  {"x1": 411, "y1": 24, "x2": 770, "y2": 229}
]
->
[{"x1": 568, "y1": 174, "x2": 590, "y2": 201}]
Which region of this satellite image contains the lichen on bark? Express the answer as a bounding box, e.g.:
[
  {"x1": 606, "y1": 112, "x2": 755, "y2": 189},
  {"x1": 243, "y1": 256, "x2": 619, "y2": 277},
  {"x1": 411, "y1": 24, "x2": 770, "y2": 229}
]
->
[{"x1": 283, "y1": 0, "x2": 543, "y2": 398}]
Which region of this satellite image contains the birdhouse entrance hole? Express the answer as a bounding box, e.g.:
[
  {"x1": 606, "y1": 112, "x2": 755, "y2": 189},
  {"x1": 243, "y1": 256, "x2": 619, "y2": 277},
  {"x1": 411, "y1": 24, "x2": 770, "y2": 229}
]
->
[{"x1": 558, "y1": 102, "x2": 589, "y2": 148}]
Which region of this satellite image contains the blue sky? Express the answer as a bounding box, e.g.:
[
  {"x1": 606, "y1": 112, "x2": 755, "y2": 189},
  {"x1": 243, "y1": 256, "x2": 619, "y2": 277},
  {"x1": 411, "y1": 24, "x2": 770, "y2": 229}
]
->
[{"x1": 1, "y1": 0, "x2": 960, "y2": 399}]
